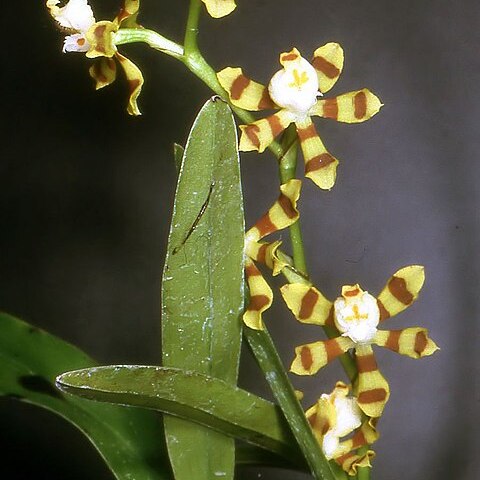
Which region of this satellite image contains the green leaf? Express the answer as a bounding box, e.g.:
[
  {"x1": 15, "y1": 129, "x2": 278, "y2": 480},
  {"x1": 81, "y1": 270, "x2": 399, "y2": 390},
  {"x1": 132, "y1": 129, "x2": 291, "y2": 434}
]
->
[
  {"x1": 236, "y1": 445, "x2": 307, "y2": 471},
  {"x1": 0, "y1": 312, "x2": 171, "y2": 480},
  {"x1": 56, "y1": 365, "x2": 305, "y2": 468},
  {"x1": 161, "y1": 97, "x2": 245, "y2": 480}
]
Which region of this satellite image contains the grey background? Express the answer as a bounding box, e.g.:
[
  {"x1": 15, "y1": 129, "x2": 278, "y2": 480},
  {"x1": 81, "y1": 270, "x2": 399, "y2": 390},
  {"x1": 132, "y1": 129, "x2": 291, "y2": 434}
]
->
[{"x1": 1, "y1": 0, "x2": 478, "y2": 478}]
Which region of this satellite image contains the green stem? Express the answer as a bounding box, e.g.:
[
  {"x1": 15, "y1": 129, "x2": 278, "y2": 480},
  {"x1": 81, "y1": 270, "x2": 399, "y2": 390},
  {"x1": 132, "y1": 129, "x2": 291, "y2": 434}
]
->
[
  {"x1": 114, "y1": 28, "x2": 183, "y2": 58},
  {"x1": 279, "y1": 125, "x2": 308, "y2": 275},
  {"x1": 330, "y1": 461, "x2": 349, "y2": 480},
  {"x1": 244, "y1": 327, "x2": 336, "y2": 480},
  {"x1": 355, "y1": 446, "x2": 371, "y2": 480},
  {"x1": 184, "y1": 0, "x2": 203, "y2": 55}
]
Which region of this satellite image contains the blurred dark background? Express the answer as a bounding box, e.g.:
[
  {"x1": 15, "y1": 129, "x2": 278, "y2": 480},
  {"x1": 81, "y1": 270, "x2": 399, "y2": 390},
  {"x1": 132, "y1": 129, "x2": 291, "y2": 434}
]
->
[{"x1": 1, "y1": 0, "x2": 479, "y2": 478}]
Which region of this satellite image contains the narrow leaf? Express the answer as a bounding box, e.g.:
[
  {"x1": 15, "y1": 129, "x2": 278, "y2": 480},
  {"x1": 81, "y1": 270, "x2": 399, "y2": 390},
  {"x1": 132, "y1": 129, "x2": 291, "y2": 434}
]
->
[
  {"x1": 0, "y1": 312, "x2": 171, "y2": 480},
  {"x1": 161, "y1": 97, "x2": 244, "y2": 479},
  {"x1": 56, "y1": 365, "x2": 305, "y2": 467}
]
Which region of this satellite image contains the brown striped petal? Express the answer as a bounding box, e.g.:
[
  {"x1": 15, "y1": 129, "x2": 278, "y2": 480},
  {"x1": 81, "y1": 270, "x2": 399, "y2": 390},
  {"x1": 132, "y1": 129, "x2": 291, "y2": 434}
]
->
[
  {"x1": 239, "y1": 110, "x2": 294, "y2": 152},
  {"x1": 89, "y1": 57, "x2": 117, "y2": 90},
  {"x1": 280, "y1": 283, "x2": 333, "y2": 326},
  {"x1": 217, "y1": 67, "x2": 275, "y2": 111},
  {"x1": 245, "y1": 179, "x2": 301, "y2": 242},
  {"x1": 373, "y1": 328, "x2": 439, "y2": 359},
  {"x1": 201, "y1": 0, "x2": 236, "y2": 18},
  {"x1": 311, "y1": 89, "x2": 383, "y2": 123},
  {"x1": 85, "y1": 21, "x2": 118, "y2": 59},
  {"x1": 114, "y1": 0, "x2": 141, "y2": 27},
  {"x1": 305, "y1": 393, "x2": 337, "y2": 444},
  {"x1": 355, "y1": 344, "x2": 390, "y2": 418},
  {"x1": 311, "y1": 43, "x2": 344, "y2": 94},
  {"x1": 377, "y1": 265, "x2": 425, "y2": 320},
  {"x1": 296, "y1": 118, "x2": 339, "y2": 190},
  {"x1": 339, "y1": 418, "x2": 379, "y2": 453},
  {"x1": 243, "y1": 257, "x2": 273, "y2": 330},
  {"x1": 245, "y1": 240, "x2": 289, "y2": 276},
  {"x1": 115, "y1": 52, "x2": 144, "y2": 116},
  {"x1": 335, "y1": 450, "x2": 375, "y2": 476},
  {"x1": 279, "y1": 47, "x2": 302, "y2": 68},
  {"x1": 291, "y1": 337, "x2": 354, "y2": 375}
]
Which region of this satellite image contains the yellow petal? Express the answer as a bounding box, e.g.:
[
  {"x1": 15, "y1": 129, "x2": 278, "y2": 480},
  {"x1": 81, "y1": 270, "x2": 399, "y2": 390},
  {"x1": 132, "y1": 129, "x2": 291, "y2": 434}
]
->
[
  {"x1": 305, "y1": 395, "x2": 337, "y2": 444},
  {"x1": 373, "y1": 328, "x2": 439, "y2": 359},
  {"x1": 355, "y1": 344, "x2": 390, "y2": 418},
  {"x1": 217, "y1": 67, "x2": 275, "y2": 111},
  {"x1": 116, "y1": 52, "x2": 144, "y2": 116},
  {"x1": 376, "y1": 265, "x2": 425, "y2": 320},
  {"x1": 311, "y1": 43, "x2": 344, "y2": 94},
  {"x1": 202, "y1": 0, "x2": 236, "y2": 18},
  {"x1": 291, "y1": 337, "x2": 354, "y2": 376},
  {"x1": 89, "y1": 57, "x2": 117, "y2": 90},
  {"x1": 85, "y1": 21, "x2": 118, "y2": 59},
  {"x1": 337, "y1": 418, "x2": 379, "y2": 458},
  {"x1": 310, "y1": 89, "x2": 382, "y2": 123},
  {"x1": 279, "y1": 47, "x2": 303, "y2": 68},
  {"x1": 115, "y1": 0, "x2": 141, "y2": 26},
  {"x1": 296, "y1": 118, "x2": 339, "y2": 190},
  {"x1": 245, "y1": 240, "x2": 284, "y2": 273},
  {"x1": 245, "y1": 179, "x2": 301, "y2": 242},
  {"x1": 239, "y1": 110, "x2": 295, "y2": 153},
  {"x1": 280, "y1": 283, "x2": 333, "y2": 326},
  {"x1": 243, "y1": 258, "x2": 273, "y2": 330},
  {"x1": 336, "y1": 450, "x2": 375, "y2": 476}
]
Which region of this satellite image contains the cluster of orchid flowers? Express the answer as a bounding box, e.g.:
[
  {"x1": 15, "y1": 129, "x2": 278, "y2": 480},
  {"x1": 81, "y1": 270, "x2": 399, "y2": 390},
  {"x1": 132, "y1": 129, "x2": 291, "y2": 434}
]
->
[{"x1": 47, "y1": 0, "x2": 439, "y2": 475}]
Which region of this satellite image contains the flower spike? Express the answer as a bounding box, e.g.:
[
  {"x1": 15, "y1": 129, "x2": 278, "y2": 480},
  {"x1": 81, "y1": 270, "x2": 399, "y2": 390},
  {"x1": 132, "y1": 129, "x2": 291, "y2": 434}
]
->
[
  {"x1": 282, "y1": 266, "x2": 439, "y2": 417},
  {"x1": 243, "y1": 179, "x2": 301, "y2": 330},
  {"x1": 47, "y1": 0, "x2": 145, "y2": 115},
  {"x1": 218, "y1": 43, "x2": 382, "y2": 189}
]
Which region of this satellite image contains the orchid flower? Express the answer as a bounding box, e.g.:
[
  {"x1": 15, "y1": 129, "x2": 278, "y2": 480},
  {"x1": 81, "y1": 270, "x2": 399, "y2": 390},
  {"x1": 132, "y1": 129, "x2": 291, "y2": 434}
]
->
[
  {"x1": 306, "y1": 382, "x2": 379, "y2": 475},
  {"x1": 218, "y1": 44, "x2": 382, "y2": 190},
  {"x1": 47, "y1": 0, "x2": 144, "y2": 115},
  {"x1": 281, "y1": 266, "x2": 439, "y2": 417},
  {"x1": 243, "y1": 179, "x2": 301, "y2": 330},
  {"x1": 201, "y1": 0, "x2": 236, "y2": 18}
]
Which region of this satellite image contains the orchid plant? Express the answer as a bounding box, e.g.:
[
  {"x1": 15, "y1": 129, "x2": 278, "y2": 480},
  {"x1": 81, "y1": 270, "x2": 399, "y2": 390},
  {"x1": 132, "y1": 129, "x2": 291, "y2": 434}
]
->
[{"x1": 0, "y1": 2, "x2": 439, "y2": 480}]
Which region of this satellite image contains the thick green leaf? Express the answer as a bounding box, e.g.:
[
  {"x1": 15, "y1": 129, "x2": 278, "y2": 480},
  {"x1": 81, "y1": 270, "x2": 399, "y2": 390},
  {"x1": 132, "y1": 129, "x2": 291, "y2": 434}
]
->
[
  {"x1": 0, "y1": 312, "x2": 171, "y2": 480},
  {"x1": 56, "y1": 365, "x2": 305, "y2": 468},
  {"x1": 161, "y1": 97, "x2": 244, "y2": 480}
]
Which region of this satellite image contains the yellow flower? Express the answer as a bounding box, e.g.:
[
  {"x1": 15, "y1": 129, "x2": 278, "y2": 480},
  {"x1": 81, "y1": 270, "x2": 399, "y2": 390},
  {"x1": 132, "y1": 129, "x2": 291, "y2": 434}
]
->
[
  {"x1": 218, "y1": 44, "x2": 382, "y2": 190},
  {"x1": 306, "y1": 382, "x2": 379, "y2": 476},
  {"x1": 281, "y1": 266, "x2": 439, "y2": 418},
  {"x1": 47, "y1": 0, "x2": 144, "y2": 115},
  {"x1": 201, "y1": 0, "x2": 236, "y2": 18},
  {"x1": 243, "y1": 179, "x2": 301, "y2": 330}
]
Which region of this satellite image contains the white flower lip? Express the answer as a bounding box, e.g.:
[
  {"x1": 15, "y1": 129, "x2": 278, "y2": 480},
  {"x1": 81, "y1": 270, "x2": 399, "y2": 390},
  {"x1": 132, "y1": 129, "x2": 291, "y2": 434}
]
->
[
  {"x1": 63, "y1": 33, "x2": 90, "y2": 53},
  {"x1": 320, "y1": 385, "x2": 362, "y2": 459},
  {"x1": 331, "y1": 395, "x2": 362, "y2": 437},
  {"x1": 268, "y1": 57, "x2": 319, "y2": 118},
  {"x1": 333, "y1": 286, "x2": 380, "y2": 344},
  {"x1": 53, "y1": 0, "x2": 96, "y2": 34},
  {"x1": 322, "y1": 432, "x2": 340, "y2": 459}
]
